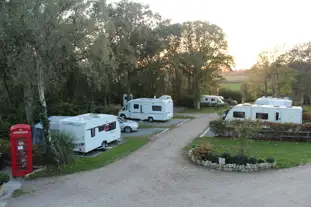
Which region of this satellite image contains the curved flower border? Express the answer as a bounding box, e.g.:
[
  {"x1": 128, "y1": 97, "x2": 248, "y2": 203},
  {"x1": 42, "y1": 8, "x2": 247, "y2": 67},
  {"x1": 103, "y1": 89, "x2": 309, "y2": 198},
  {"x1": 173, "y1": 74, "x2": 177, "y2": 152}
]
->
[{"x1": 188, "y1": 149, "x2": 277, "y2": 172}]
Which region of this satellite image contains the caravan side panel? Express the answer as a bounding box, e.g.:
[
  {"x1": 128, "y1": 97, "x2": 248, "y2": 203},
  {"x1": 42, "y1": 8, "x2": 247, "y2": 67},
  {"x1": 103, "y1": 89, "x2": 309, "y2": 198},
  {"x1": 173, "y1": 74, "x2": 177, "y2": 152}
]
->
[{"x1": 59, "y1": 123, "x2": 85, "y2": 152}]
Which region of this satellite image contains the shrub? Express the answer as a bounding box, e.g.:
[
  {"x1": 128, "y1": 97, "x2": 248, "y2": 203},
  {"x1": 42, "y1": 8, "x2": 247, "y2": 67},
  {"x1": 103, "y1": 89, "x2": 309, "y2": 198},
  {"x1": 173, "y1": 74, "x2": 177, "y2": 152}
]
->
[
  {"x1": 220, "y1": 152, "x2": 233, "y2": 164},
  {"x1": 303, "y1": 112, "x2": 311, "y2": 122},
  {"x1": 219, "y1": 88, "x2": 242, "y2": 103},
  {"x1": 0, "y1": 172, "x2": 10, "y2": 185},
  {"x1": 209, "y1": 120, "x2": 228, "y2": 136},
  {"x1": 0, "y1": 139, "x2": 10, "y2": 161},
  {"x1": 266, "y1": 156, "x2": 275, "y2": 163},
  {"x1": 32, "y1": 144, "x2": 44, "y2": 166},
  {"x1": 41, "y1": 130, "x2": 75, "y2": 167},
  {"x1": 208, "y1": 153, "x2": 220, "y2": 163},
  {"x1": 192, "y1": 143, "x2": 212, "y2": 161},
  {"x1": 174, "y1": 95, "x2": 193, "y2": 108},
  {"x1": 257, "y1": 159, "x2": 265, "y2": 163},
  {"x1": 232, "y1": 155, "x2": 249, "y2": 165},
  {"x1": 249, "y1": 157, "x2": 257, "y2": 164}
]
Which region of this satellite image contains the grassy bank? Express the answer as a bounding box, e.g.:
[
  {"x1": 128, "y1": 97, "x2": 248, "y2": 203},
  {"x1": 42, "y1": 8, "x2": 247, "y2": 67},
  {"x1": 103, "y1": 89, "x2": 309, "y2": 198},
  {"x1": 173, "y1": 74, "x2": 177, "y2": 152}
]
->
[
  {"x1": 185, "y1": 136, "x2": 311, "y2": 169},
  {"x1": 27, "y1": 136, "x2": 148, "y2": 179}
]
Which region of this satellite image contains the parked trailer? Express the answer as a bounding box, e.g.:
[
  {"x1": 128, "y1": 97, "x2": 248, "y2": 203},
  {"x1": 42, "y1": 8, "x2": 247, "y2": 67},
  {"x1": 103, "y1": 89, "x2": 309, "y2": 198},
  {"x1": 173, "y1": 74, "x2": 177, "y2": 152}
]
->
[
  {"x1": 201, "y1": 95, "x2": 226, "y2": 106},
  {"x1": 255, "y1": 96, "x2": 292, "y2": 107},
  {"x1": 59, "y1": 113, "x2": 121, "y2": 153},
  {"x1": 118, "y1": 98, "x2": 173, "y2": 122},
  {"x1": 222, "y1": 103, "x2": 302, "y2": 124}
]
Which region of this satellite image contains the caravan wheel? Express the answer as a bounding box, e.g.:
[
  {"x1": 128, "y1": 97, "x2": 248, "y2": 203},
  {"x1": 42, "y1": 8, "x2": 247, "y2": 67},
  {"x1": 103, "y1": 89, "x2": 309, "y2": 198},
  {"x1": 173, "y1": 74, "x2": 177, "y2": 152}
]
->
[
  {"x1": 101, "y1": 141, "x2": 109, "y2": 148},
  {"x1": 148, "y1": 117, "x2": 154, "y2": 122}
]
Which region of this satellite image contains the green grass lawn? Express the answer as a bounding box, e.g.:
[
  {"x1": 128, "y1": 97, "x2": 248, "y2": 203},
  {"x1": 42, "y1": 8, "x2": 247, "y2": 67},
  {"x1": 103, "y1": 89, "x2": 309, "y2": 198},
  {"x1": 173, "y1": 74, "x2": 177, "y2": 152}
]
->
[
  {"x1": 220, "y1": 83, "x2": 241, "y2": 91},
  {"x1": 185, "y1": 136, "x2": 311, "y2": 169},
  {"x1": 27, "y1": 136, "x2": 148, "y2": 179},
  {"x1": 303, "y1": 105, "x2": 311, "y2": 111}
]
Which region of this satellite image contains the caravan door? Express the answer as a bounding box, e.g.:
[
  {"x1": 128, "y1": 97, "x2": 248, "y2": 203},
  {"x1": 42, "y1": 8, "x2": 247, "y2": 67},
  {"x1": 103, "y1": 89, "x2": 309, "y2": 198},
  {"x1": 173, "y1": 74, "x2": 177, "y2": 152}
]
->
[{"x1": 130, "y1": 103, "x2": 141, "y2": 119}]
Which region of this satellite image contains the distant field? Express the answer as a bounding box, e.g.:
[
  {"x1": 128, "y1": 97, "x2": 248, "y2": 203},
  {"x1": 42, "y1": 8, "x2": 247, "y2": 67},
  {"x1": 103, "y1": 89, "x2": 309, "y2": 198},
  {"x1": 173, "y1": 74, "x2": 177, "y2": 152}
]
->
[
  {"x1": 220, "y1": 83, "x2": 241, "y2": 91},
  {"x1": 222, "y1": 75, "x2": 249, "y2": 83}
]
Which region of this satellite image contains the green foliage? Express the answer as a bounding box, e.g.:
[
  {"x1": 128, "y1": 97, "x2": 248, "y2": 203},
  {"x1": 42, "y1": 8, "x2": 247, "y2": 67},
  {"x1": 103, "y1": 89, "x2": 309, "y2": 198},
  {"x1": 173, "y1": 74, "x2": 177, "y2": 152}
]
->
[
  {"x1": 266, "y1": 156, "x2": 275, "y2": 163},
  {"x1": 220, "y1": 152, "x2": 233, "y2": 163},
  {"x1": 219, "y1": 88, "x2": 242, "y2": 103},
  {"x1": 232, "y1": 155, "x2": 249, "y2": 165},
  {"x1": 41, "y1": 130, "x2": 75, "y2": 167},
  {"x1": 0, "y1": 139, "x2": 10, "y2": 161},
  {"x1": 249, "y1": 157, "x2": 258, "y2": 164},
  {"x1": 257, "y1": 159, "x2": 266, "y2": 164},
  {"x1": 0, "y1": 172, "x2": 10, "y2": 185}
]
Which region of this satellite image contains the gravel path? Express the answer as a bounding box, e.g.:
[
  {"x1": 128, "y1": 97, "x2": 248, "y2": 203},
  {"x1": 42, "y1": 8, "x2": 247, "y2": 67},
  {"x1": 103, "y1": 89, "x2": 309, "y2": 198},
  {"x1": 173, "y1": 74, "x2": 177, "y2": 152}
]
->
[{"x1": 9, "y1": 113, "x2": 311, "y2": 207}]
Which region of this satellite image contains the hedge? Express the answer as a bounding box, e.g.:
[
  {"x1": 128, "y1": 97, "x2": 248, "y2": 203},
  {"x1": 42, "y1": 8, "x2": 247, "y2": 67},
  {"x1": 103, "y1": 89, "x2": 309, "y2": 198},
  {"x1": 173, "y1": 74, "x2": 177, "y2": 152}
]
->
[{"x1": 209, "y1": 120, "x2": 311, "y2": 141}]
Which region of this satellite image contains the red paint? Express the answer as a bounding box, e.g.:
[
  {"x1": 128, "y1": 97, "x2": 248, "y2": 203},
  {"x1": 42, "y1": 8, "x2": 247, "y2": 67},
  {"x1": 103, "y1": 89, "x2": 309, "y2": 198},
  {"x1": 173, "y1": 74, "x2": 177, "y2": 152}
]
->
[{"x1": 10, "y1": 124, "x2": 33, "y2": 177}]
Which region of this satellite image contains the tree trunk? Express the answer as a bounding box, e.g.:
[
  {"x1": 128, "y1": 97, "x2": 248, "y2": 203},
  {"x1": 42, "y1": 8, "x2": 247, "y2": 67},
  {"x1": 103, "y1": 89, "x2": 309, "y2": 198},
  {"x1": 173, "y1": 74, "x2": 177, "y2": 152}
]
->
[
  {"x1": 2, "y1": 75, "x2": 12, "y2": 106},
  {"x1": 36, "y1": 57, "x2": 58, "y2": 165},
  {"x1": 127, "y1": 69, "x2": 132, "y2": 101},
  {"x1": 23, "y1": 81, "x2": 34, "y2": 125}
]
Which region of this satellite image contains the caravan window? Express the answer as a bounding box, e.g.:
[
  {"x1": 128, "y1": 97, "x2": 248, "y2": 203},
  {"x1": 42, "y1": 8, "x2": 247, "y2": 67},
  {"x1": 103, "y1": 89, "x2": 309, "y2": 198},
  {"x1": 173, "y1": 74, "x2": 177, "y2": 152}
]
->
[
  {"x1": 233, "y1": 111, "x2": 245, "y2": 118},
  {"x1": 133, "y1": 104, "x2": 139, "y2": 109},
  {"x1": 256, "y1": 113, "x2": 268, "y2": 120},
  {"x1": 211, "y1": 98, "x2": 215, "y2": 102},
  {"x1": 205, "y1": 97, "x2": 208, "y2": 101},
  {"x1": 98, "y1": 125, "x2": 105, "y2": 132},
  {"x1": 90, "y1": 128, "x2": 95, "y2": 137},
  {"x1": 152, "y1": 105, "x2": 162, "y2": 111},
  {"x1": 108, "y1": 121, "x2": 116, "y2": 131}
]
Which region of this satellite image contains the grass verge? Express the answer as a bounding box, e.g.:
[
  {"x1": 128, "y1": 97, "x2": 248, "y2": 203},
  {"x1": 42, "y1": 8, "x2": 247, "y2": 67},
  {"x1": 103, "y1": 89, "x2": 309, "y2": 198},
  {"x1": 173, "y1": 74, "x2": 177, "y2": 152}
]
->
[
  {"x1": 173, "y1": 115, "x2": 195, "y2": 119},
  {"x1": 12, "y1": 189, "x2": 32, "y2": 198},
  {"x1": 27, "y1": 136, "x2": 148, "y2": 179},
  {"x1": 220, "y1": 82, "x2": 241, "y2": 91},
  {"x1": 185, "y1": 136, "x2": 311, "y2": 169}
]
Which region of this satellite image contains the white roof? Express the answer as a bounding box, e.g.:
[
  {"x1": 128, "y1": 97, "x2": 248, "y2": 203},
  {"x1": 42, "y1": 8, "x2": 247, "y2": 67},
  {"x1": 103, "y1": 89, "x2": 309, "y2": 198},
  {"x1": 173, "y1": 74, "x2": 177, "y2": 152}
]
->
[
  {"x1": 130, "y1": 98, "x2": 171, "y2": 103},
  {"x1": 255, "y1": 97, "x2": 292, "y2": 107},
  {"x1": 60, "y1": 113, "x2": 116, "y2": 124},
  {"x1": 236, "y1": 104, "x2": 302, "y2": 110}
]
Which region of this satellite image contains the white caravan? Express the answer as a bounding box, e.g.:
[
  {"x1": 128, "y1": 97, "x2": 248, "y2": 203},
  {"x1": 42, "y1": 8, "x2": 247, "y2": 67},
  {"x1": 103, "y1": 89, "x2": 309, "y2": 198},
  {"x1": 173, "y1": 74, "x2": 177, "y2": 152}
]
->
[
  {"x1": 201, "y1": 95, "x2": 225, "y2": 105},
  {"x1": 222, "y1": 103, "x2": 302, "y2": 124},
  {"x1": 255, "y1": 96, "x2": 292, "y2": 107},
  {"x1": 59, "y1": 113, "x2": 121, "y2": 153},
  {"x1": 118, "y1": 98, "x2": 173, "y2": 122}
]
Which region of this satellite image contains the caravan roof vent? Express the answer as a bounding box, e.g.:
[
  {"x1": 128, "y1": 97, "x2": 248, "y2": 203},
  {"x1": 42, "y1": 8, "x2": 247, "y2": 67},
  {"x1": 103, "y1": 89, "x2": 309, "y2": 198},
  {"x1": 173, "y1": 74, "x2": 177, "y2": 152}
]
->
[{"x1": 243, "y1": 103, "x2": 252, "y2": 106}]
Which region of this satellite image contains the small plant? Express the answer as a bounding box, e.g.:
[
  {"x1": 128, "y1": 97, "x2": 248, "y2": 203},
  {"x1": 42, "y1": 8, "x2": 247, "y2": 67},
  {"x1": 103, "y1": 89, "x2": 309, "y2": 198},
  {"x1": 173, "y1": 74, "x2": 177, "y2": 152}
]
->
[
  {"x1": 257, "y1": 159, "x2": 266, "y2": 163},
  {"x1": 209, "y1": 154, "x2": 220, "y2": 163},
  {"x1": 220, "y1": 152, "x2": 233, "y2": 164},
  {"x1": 249, "y1": 157, "x2": 257, "y2": 164},
  {"x1": 192, "y1": 143, "x2": 212, "y2": 161},
  {"x1": 266, "y1": 156, "x2": 275, "y2": 163},
  {"x1": 232, "y1": 155, "x2": 249, "y2": 165},
  {"x1": 0, "y1": 172, "x2": 10, "y2": 185}
]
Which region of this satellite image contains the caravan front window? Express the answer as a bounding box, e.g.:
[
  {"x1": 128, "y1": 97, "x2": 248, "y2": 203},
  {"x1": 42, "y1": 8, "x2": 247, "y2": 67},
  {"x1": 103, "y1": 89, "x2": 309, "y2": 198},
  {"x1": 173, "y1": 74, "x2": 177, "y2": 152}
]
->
[
  {"x1": 233, "y1": 111, "x2": 245, "y2": 118},
  {"x1": 152, "y1": 105, "x2": 162, "y2": 111},
  {"x1": 90, "y1": 128, "x2": 95, "y2": 137},
  {"x1": 134, "y1": 104, "x2": 139, "y2": 109}
]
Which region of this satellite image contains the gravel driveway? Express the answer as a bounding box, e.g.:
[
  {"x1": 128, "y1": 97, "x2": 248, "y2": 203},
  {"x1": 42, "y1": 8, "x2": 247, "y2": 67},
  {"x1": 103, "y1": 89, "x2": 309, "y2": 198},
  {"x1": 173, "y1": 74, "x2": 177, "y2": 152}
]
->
[{"x1": 9, "y1": 113, "x2": 311, "y2": 207}]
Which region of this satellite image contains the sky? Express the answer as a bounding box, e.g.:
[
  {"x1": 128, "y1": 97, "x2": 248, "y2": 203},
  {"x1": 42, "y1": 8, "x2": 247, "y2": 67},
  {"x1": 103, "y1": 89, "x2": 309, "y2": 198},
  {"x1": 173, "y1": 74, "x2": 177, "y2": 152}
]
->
[{"x1": 115, "y1": 0, "x2": 311, "y2": 70}]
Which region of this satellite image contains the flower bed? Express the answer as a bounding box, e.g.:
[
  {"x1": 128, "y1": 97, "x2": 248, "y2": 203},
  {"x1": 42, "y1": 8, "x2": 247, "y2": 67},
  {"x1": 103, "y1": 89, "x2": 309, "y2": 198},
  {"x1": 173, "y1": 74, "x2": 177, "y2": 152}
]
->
[
  {"x1": 188, "y1": 149, "x2": 276, "y2": 172},
  {"x1": 188, "y1": 144, "x2": 277, "y2": 172}
]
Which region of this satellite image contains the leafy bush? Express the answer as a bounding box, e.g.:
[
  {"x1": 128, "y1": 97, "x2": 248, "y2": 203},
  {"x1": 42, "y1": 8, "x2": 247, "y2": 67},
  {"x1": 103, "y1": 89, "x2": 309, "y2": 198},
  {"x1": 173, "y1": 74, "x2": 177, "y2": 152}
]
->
[
  {"x1": 266, "y1": 156, "x2": 275, "y2": 163},
  {"x1": 192, "y1": 143, "x2": 212, "y2": 161},
  {"x1": 257, "y1": 159, "x2": 265, "y2": 163},
  {"x1": 0, "y1": 172, "x2": 10, "y2": 185},
  {"x1": 303, "y1": 112, "x2": 311, "y2": 122},
  {"x1": 208, "y1": 153, "x2": 220, "y2": 163},
  {"x1": 232, "y1": 155, "x2": 249, "y2": 165},
  {"x1": 0, "y1": 139, "x2": 10, "y2": 161},
  {"x1": 219, "y1": 88, "x2": 242, "y2": 103},
  {"x1": 209, "y1": 120, "x2": 228, "y2": 136},
  {"x1": 32, "y1": 144, "x2": 44, "y2": 166},
  {"x1": 174, "y1": 94, "x2": 193, "y2": 108},
  {"x1": 220, "y1": 152, "x2": 233, "y2": 164},
  {"x1": 249, "y1": 157, "x2": 257, "y2": 164},
  {"x1": 41, "y1": 130, "x2": 75, "y2": 167}
]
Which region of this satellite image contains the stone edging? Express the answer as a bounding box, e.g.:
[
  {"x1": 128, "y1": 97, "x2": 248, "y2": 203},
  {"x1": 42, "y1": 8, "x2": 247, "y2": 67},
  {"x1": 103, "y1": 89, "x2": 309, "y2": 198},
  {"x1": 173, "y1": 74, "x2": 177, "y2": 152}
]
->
[{"x1": 188, "y1": 149, "x2": 276, "y2": 172}]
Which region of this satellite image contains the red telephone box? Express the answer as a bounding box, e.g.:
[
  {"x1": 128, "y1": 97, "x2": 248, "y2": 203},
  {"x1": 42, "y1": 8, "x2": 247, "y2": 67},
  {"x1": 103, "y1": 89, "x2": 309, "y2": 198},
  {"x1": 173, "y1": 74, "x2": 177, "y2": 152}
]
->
[{"x1": 10, "y1": 124, "x2": 33, "y2": 177}]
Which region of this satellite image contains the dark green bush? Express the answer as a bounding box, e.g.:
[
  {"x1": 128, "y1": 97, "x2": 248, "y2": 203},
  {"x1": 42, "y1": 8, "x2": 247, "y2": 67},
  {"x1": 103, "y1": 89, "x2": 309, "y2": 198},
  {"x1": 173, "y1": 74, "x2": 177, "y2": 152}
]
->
[
  {"x1": 41, "y1": 130, "x2": 76, "y2": 166},
  {"x1": 249, "y1": 157, "x2": 258, "y2": 164},
  {"x1": 219, "y1": 88, "x2": 242, "y2": 103},
  {"x1": 208, "y1": 153, "x2": 220, "y2": 163},
  {"x1": 0, "y1": 172, "x2": 10, "y2": 185},
  {"x1": 257, "y1": 159, "x2": 266, "y2": 163},
  {"x1": 266, "y1": 156, "x2": 275, "y2": 163},
  {"x1": 174, "y1": 95, "x2": 193, "y2": 108},
  {"x1": 232, "y1": 155, "x2": 249, "y2": 165},
  {"x1": 0, "y1": 139, "x2": 10, "y2": 161},
  {"x1": 220, "y1": 152, "x2": 233, "y2": 164}
]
